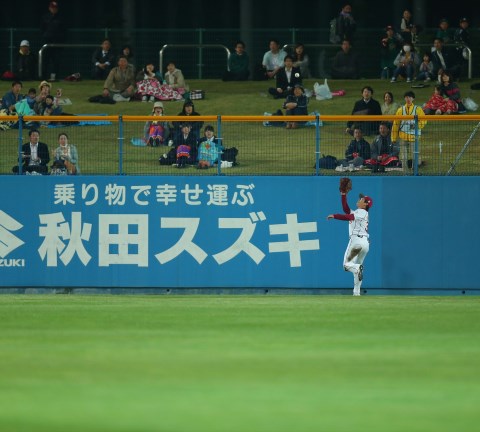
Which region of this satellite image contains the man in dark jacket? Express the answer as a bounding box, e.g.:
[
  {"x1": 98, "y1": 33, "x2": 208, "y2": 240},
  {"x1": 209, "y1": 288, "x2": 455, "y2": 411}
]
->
[
  {"x1": 331, "y1": 40, "x2": 360, "y2": 79},
  {"x1": 40, "y1": 1, "x2": 66, "y2": 81},
  {"x1": 12, "y1": 129, "x2": 50, "y2": 175},
  {"x1": 91, "y1": 39, "x2": 116, "y2": 80},
  {"x1": 268, "y1": 55, "x2": 302, "y2": 99},
  {"x1": 346, "y1": 86, "x2": 382, "y2": 136}
]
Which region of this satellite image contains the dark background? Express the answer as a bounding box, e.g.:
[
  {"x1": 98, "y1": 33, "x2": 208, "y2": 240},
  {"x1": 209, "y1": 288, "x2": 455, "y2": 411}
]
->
[{"x1": 1, "y1": 0, "x2": 476, "y2": 30}]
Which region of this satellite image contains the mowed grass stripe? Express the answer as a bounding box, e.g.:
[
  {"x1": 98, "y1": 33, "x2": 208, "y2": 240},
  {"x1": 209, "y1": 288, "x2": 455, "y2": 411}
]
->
[{"x1": 0, "y1": 295, "x2": 479, "y2": 432}]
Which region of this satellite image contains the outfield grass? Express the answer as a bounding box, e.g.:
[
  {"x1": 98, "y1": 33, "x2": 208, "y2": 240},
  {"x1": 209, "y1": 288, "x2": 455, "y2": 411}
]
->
[
  {"x1": 1, "y1": 295, "x2": 479, "y2": 432},
  {"x1": 1, "y1": 78, "x2": 480, "y2": 175}
]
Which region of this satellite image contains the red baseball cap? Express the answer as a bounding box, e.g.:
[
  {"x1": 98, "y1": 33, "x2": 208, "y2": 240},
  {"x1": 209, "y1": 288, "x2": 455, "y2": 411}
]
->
[{"x1": 359, "y1": 194, "x2": 373, "y2": 208}]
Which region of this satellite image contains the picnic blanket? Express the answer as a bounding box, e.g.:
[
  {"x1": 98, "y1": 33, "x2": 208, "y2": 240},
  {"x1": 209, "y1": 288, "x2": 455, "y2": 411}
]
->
[{"x1": 46, "y1": 114, "x2": 112, "y2": 128}]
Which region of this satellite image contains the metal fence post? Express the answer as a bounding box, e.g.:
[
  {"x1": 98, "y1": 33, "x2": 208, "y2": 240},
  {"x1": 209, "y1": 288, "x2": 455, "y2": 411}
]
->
[
  {"x1": 413, "y1": 115, "x2": 419, "y2": 176},
  {"x1": 315, "y1": 114, "x2": 320, "y2": 176},
  {"x1": 118, "y1": 115, "x2": 124, "y2": 175},
  {"x1": 217, "y1": 115, "x2": 222, "y2": 176},
  {"x1": 17, "y1": 117, "x2": 24, "y2": 175}
]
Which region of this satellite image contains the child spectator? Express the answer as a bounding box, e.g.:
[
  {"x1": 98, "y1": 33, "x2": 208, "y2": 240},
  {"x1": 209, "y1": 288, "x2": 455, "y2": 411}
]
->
[
  {"x1": 143, "y1": 101, "x2": 170, "y2": 146},
  {"x1": 416, "y1": 52, "x2": 434, "y2": 82},
  {"x1": 25, "y1": 88, "x2": 37, "y2": 109},
  {"x1": 197, "y1": 125, "x2": 223, "y2": 169}
]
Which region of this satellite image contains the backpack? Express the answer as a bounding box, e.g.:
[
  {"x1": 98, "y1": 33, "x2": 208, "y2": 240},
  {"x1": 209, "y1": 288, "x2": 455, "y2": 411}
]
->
[
  {"x1": 318, "y1": 155, "x2": 338, "y2": 169},
  {"x1": 221, "y1": 147, "x2": 238, "y2": 166},
  {"x1": 329, "y1": 18, "x2": 341, "y2": 44}
]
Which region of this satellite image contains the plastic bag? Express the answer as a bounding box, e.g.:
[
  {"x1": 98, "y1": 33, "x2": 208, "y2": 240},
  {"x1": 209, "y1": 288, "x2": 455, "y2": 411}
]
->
[
  {"x1": 314, "y1": 79, "x2": 333, "y2": 100},
  {"x1": 463, "y1": 97, "x2": 479, "y2": 112}
]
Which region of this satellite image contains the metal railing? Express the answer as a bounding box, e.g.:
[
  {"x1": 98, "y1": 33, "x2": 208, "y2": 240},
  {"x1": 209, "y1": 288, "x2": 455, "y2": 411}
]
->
[{"x1": 159, "y1": 44, "x2": 230, "y2": 79}]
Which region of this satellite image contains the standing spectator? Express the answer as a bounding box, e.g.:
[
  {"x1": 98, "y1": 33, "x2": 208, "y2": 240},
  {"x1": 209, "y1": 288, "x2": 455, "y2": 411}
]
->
[
  {"x1": 292, "y1": 43, "x2": 311, "y2": 78},
  {"x1": 436, "y1": 18, "x2": 454, "y2": 45},
  {"x1": 12, "y1": 129, "x2": 50, "y2": 175},
  {"x1": 1, "y1": 81, "x2": 24, "y2": 113},
  {"x1": 416, "y1": 52, "x2": 434, "y2": 82},
  {"x1": 334, "y1": 4, "x2": 357, "y2": 43},
  {"x1": 102, "y1": 56, "x2": 136, "y2": 102},
  {"x1": 268, "y1": 55, "x2": 302, "y2": 99},
  {"x1": 331, "y1": 40, "x2": 360, "y2": 79},
  {"x1": 283, "y1": 84, "x2": 308, "y2": 129},
  {"x1": 13, "y1": 40, "x2": 37, "y2": 81},
  {"x1": 91, "y1": 39, "x2": 116, "y2": 80},
  {"x1": 163, "y1": 61, "x2": 189, "y2": 93},
  {"x1": 390, "y1": 41, "x2": 420, "y2": 83},
  {"x1": 222, "y1": 41, "x2": 250, "y2": 81},
  {"x1": 391, "y1": 91, "x2": 427, "y2": 171},
  {"x1": 40, "y1": 1, "x2": 66, "y2": 81},
  {"x1": 346, "y1": 86, "x2": 382, "y2": 136},
  {"x1": 399, "y1": 10, "x2": 414, "y2": 44},
  {"x1": 380, "y1": 26, "x2": 402, "y2": 79},
  {"x1": 262, "y1": 39, "x2": 288, "y2": 79},
  {"x1": 454, "y1": 17, "x2": 470, "y2": 78}
]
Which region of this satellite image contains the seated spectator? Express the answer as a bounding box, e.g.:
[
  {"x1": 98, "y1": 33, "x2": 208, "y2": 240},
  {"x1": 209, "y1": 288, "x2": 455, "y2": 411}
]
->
[
  {"x1": 439, "y1": 70, "x2": 466, "y2": 113},
  {"x1": 12, "y1": 129, "x2": 50, "y2": 175},
  {"x1": 25, "y1": 87, "x2": 37, "y2": 109},
  {"x1": 423, "y1": 84, "x2": 458, "y2": 115},
  {"x1": 283, "y1": 84, "x2": 308, "y2": 129},
  {"x1": 174, "y1": 123, "x2": 198, "y2": 166},
  {"x1": 346, "y1": 86, "x2": 382, "y2": 136},
  {"x1": 37, "y1": 94, "x2": 62, "y2": 125},
  {"x1": 91, "y1": 39, "x2": 115, "y2": 80},
  {"x1": 13, "y1": 40, "x2": 37, "y2": 81},
  {"x1": 436, "y1": 18, "x2": 454, "y2": 45},
  {"x1": 143, "y1": 101, "x2": 170, "y2": 146},
  {"x1": 292, "y1": 43, "x2": 311, "y2": 78},
  {"x1": 222, "y1": 41, "x2": 250, "y2": 81},
  {"x1": 1, "y1": 81, "x2": 24, "y2": 113},
  {"x1": 33, "y1": 80, "x2": 52, "y2": 114},
  {"x1": 367, "y1": 121, "x2": 399, "y2": 172},
  {"x1": 381, "y1": 91, "x2": 398, "y2": 115},
  {"x1": 268, "y1": 55, "x2": 302, "y2": 99},
  {"x1": 197, "y1": 125, "x2": 223, "y2": 169},
  {"x1": 136, "y1": 62, "x2": 183, "y2": 101},
  {"x1": 171, "y1": 99, "x2": 203, "y2": 140},
  {"x1": 390, "y1": 42, "x2": 420, "y2": 83},
  {"x1": 102, "y1": 55, "x2": 136, "y2": 102},
  {"x1": 262, "y1": 39, "x2": 288, "y2": 79},
  {"x1": 416, "y1": 52, "x2": 434, "y2": 82},
  {"x1": 431, "y1": 38, "x2": 461, "y2": 82},
  {"x1": 339, "y1": 127, "x2": 371, "y2": 168},
  {"x1": 380, "y1": 26, "x2": 401, "y2": 79},
  {"x1": 53, "y1": 132, "x2": 80, "y2": 174},
  {"x1": 119, "y1": 45, "x2": 135, "y2": 70},
  {"x1": 163, "y1": 61, "x2": 189, "y2": 94},
  {"x1": 331, "y1": 40, "x2": 360, "y2": 79}
]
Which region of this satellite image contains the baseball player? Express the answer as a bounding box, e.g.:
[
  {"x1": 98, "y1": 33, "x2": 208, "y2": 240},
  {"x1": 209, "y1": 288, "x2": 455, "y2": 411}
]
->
[{"x1": 327, "y1": 189, "x2": 373, "y2": 296}]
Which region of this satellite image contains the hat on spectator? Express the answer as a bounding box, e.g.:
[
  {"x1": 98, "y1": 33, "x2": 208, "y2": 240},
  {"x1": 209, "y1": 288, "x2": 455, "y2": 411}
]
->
[
  {"x1": 152, "y1": 101, "x2": 164, "y2": 110},
  {"x1": 39, "y1": 80, "x2": 52, "y2": 90},
  {"x1": 49, "y1": 1, "x2": 58, "y2": 7},
  {"x1": 385, "y1": 25, "x2": 394, "y2": 31},
  {"x1": 439, "y1": 18, "x2": 449, "y2": 24},
  {"x1": 20, "y1": 40, "x2": 30, "y2": 47},
  {"x1": 460, "y1": 17, "x2": 468, "y2": 23}
]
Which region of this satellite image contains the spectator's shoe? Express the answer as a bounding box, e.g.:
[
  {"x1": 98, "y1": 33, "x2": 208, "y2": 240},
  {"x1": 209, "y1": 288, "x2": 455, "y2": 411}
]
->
[
  {"x1": 358, "y1": 265, "x2": 363, "y2": 282},
  {"x1": 142, "y1": 95, "x2": 147, "y2": 102},
  {"x1": 154, "y1": 138, "x2": 160, "y2": 147},
  {"x1": 390, "y1": 77, "x2": 397, "y2": 83},
  {"x1": 407, "y1": 78, "x2": 412, "y2": 83},
  {"x1": 290, "y1": 122, "x2": 298, "y2": 129},
  {"x1": 425, "y1": 77, "x2": 431, "y2": 82},
  {"x1": 149, "y1": 96, "x2": 155, "y2": 102}
]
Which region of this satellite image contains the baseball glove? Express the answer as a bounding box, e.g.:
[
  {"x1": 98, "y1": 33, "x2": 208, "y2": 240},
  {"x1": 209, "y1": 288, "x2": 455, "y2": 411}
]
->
[{"x1": 339, "y1": 177, "x2": 352, "y2": 194}]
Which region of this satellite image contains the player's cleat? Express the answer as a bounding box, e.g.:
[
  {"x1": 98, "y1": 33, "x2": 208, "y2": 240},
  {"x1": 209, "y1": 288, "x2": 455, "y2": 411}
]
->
[
  {"x1": 353, "y1": 292, "x2": 361, "y2": 296},
  {"x1": 358, "y1": 265, "x2": 363, "y2": 281}
]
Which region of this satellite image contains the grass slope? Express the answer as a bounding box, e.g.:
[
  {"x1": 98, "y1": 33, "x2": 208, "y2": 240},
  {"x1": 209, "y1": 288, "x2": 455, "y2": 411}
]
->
[
  {"x1": 1, "y1": 295, "x2": 479, "y2": 432},
  {"x1": 1, "y1": 78, "x2": 479, "y2": 175}
]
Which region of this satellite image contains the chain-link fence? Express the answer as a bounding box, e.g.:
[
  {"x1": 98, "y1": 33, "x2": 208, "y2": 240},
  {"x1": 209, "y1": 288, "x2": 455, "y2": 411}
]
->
[{"x1": 1, "y1": 114, "x2": 479, "y2": 176}]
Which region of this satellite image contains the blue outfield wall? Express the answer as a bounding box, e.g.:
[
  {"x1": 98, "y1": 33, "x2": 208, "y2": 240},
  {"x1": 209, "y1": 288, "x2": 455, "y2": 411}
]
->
[{"x1": 0, "y1": 176, "x2": 478, "y2": 291}]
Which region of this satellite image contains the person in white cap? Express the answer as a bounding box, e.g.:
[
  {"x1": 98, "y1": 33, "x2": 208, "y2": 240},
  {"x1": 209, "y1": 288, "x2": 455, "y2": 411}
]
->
[
  {"x1": 327, "y1": 188, "x2": 373, "y2": 296},
  {"x1": 14, "y1": 40, "x2": 37, "y2": 81}
]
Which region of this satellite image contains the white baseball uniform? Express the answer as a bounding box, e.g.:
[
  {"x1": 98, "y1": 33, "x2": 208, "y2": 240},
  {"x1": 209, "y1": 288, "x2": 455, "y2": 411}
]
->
[{"x1": 332, "y1": 195, "x2": 370, "y2": 295}]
